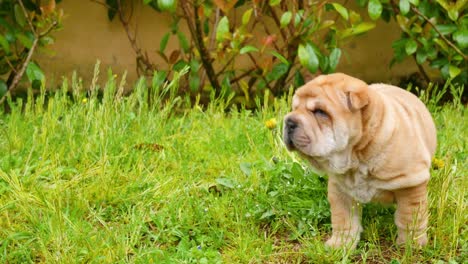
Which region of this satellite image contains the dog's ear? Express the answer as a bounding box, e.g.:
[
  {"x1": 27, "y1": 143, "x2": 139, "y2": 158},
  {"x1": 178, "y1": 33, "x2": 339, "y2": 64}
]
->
[{"x1": 346, "y1": 89, "x2": 368, "y2": 112}]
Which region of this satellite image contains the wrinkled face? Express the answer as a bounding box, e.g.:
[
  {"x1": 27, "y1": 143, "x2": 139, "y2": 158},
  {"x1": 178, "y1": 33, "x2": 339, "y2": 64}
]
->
[{"x1": 283, "y1": 73, "x2": 369, "y2": 171}]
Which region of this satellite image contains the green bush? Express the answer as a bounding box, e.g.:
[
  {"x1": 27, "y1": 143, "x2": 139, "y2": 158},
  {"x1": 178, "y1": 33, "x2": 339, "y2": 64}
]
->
[
  {"x1": 363, "y1": 0, "x2": 467, "y2": 84},
  {"x1": 100, "y1": 0, "x2": 467, "y2": 104},
  {"x1": 0, "y1": 0, "x2": 62, "y2": 100},
  {"x1": 103, "y1": 0, "x2": 375, "y2": 106}
]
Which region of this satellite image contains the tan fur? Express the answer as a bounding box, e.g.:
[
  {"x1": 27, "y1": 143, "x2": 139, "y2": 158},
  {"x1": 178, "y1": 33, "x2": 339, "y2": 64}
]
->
[{"x1": 283, "y1": 73, "x2": 436, "y2": 249}]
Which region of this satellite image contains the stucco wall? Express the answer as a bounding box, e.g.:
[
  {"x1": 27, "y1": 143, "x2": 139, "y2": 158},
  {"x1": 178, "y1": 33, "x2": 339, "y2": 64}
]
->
[{"x1": 36, "y1": 1, "x2": 423, "y2": 88}]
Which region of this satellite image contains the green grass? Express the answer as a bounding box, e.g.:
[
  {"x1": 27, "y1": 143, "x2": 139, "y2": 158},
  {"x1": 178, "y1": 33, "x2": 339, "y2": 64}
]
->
[{"x1": 0, "y1": 69, "x2": 466, "y2": 263}]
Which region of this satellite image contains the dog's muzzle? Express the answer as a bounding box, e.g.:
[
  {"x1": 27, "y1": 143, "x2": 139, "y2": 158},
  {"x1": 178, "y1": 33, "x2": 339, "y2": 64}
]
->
[{"x1": 283, "y1": 117, "x2": 298, "y2": 150}]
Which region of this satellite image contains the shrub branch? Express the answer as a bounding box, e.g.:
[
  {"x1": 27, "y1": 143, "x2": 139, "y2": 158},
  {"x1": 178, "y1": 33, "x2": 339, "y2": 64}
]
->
[
  {"x1": 1, "y1": 0, "x2": 40, "y2": 105},
  {"x1": 410, "y1": 6, "x2": 467, "y2": 61},
  {"x1": 180, "y1": 0, "x2": 221, "y2": 92}
]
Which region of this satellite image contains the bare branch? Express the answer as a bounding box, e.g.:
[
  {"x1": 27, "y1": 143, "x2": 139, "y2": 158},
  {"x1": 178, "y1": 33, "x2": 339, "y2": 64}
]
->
[
  {"x1": 39, "y1": 21, "x2": 58, "y2": 37},
  {"x1": 180, "y1": 0, "x2": 221, "y2": 92},
  {"x1": 89, "y1": 0, "x2": 114, "y2": 10},
  {"x1": 267, "y1": 5, "x2": 287, "y2": 42},
  {"x1": 18, "y1": 0, "x2": 36, "y2": 35},
  {"x1": 115, "y1": 0, "x2": 154, "y2": 74},
  {"x1": 1, "y1": 0, "x2": 40, "y2": 104},
  {"x1": 1, "y1": 38, "x2": 39, "y2": 105},
  {"x1": 412, "y1": 54, "x2": 430, "y2": 83}
]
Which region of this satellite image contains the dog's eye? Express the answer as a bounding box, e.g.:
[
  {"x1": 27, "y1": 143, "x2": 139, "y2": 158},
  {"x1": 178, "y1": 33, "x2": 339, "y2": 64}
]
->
[{"x1": 312, "y1": 108, "x2": 328, "y2": 118}]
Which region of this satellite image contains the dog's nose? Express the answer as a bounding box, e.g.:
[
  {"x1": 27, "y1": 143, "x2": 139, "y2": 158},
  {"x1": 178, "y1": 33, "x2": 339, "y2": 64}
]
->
[
  {"x1": 285, "y1": 118, "x2": 298, "y2": 132},
  {"x1": 284, "y1": 117, "x2": 297, "y2": 149}
]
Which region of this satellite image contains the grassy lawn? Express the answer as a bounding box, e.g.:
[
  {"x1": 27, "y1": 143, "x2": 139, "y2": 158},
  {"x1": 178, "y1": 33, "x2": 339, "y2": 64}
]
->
[{"x1": 0, "y1": 72, "x2": 466, "y2": 263}]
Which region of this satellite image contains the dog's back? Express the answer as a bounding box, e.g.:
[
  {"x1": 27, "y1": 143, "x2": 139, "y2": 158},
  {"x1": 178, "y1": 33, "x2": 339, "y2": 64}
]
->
[{"x1": 369, "y1": 83, "x2": 437, "y2": 157}]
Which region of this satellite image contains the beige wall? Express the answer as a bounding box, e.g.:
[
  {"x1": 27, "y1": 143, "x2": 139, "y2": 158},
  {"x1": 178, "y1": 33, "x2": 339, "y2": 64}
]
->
[{"x1": 37, "y1": 1, "x2": 425, "y2": 88}]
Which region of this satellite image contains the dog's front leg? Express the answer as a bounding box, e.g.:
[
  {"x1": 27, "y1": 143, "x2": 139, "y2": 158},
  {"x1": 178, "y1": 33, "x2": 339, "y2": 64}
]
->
[
  {"x1": 394, "y1": 180, "x2": 429, "y2": 246},
  {"x1": 325, "y1": 179, "x2": 362, "y2": 249}
]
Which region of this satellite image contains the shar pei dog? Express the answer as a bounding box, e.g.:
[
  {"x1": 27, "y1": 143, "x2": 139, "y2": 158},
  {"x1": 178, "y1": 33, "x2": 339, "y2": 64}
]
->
[{"x1": 283, "y1": 73, "x2": 436, "y2": 249}]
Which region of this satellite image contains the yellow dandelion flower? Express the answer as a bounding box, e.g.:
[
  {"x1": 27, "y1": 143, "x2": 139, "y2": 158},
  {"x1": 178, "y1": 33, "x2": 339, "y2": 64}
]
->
[
  {"x1": 265, "y1": 118, "x2": 277, "y2": 129},
  {"x1": 432, "y1": 157, "x2": 445, "y2": 169},
  {"x1": 82, "y1": 98, "x2": 88, "y2": 104}
]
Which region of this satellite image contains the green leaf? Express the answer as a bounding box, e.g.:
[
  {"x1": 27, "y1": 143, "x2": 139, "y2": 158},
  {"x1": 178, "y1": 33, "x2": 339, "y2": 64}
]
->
[
  {"x1": 357, "y1": 0, "x2": 368, "y2": 7},
  {"x1": 434, "y1": 24, "x2": 457, "y2": 36},
  {"x1": 242, "y1": 9, "x2": 253, "y2": 25},
  {"x1": 297, "y1": 44, "x2": 310, "y2": 68},
  {"x1": 280, "y1": 11, "x2": 292, "y2": 28},
  {"x1": 408, "y1": 0, "x2": 419, "y2": 6},
  {"x1": 294, "y1": 10, "x2": 304, "y2": 27},
  {"x1": 448, "y1": 65, "x2": 461, "y2": 78},
  {"x1": 391, "y1": 39, "x2": 407, "y2": 63},
  {"x1": 340, "y1": 22, "x2": 376, "y2": 38},
  {"x1": 405, "y1": 39, "x2": 418, "y2": 55},
  {"x1": 239, "y1": 162, "x2": 252, "y2": 176},
  {"x1": 190, "y1": 59, "x2": 201, "y2": 72},
  {"x1": 16, "y1": 33, "x2": 33, "y2": 49},
  {"x1": 396, "y1": 14, "x2": 410, "y2": 33},
  {"x1": 172, "y1": 60, "x2": 187, "y2": 71},
  {"x1": 431, "y1": 58, "x2": 448, "y2": 69},
  {"x1": 319, "y1": 20, "x2": 335, "y2": 30},
  {"x1": 298, "y1": 44, "x2": 309, "y2": 70},
  {"x1": 354, "y1": 22, "x2": 377, "y2": 33},
  {"x1": 329, "y1": 3, "x2": 349, "y2": 20},
  {"x1": 216, "y1": 16, "x2": 230, "y2": 42},
  {"x1": 240, "y1": 45, "x2": 259, "y2": 54},
  {"x1": 26, "y1": 62, "x2": 45, "y2": 83},
  {"x1": 189, "y1": 74, "x2": 200, "y2": 92},
  {"x1": 427, "y1": 46, "x2": 437, "y2": 59},
  {"x1": 291, "y1": 162, "x2": 305, "y2": 177},
  {"x1": 269, "y1": 0, "x2": 281, "y2": 7},
  {"x1": 329, "y1": 48, "x2": 342, "y2": 72},
  {"x1": 349, "y1": 10, "x2": 362, "y2": 25},
  {"x1": 294, "y1": 70, "x2": 305, "y2": 87},
  {"x1": 14, "y1": 4, "x2": 26, "y2": 27},
  {"x1": 157, "y1": 0, "x2": 176, "y2": 12},
  {"x1": 0, "y1": 35, "x2": 10, "y2": 54},
  {"x1": 418, "y1": 0, "x2": 437, "y2": 18},
  {"x1": 0, "y1": 79, "x2": 7, "y2": 97},
  {"x1": 434, "y1": 38, "x2": 449, "y2": 53},
  {"x1": 411, "y1": 23, "x2": 423, "y2": 33},
  {"x1": 260, "y1": 209, "x2": 275, "y2": 220},
  {"x1": 106, "y1": 0, "x2": 118, "y2": 20},
  {"x1": 399, "y1": 0, "x2": 410, "y2": 15},
  {"x1": 270, "y1": 51, "x2": 290, "y2": 65},
  {"x1": 440, "y1": 64, "x2": 450, "y2": 78},
  {"x1": 452, "y1": 54, "x2": 463, "y2": 62},
  {"x1": 416, "y1": 50, "x2": 427, "y2": 64},
  {"x1": 447, "y1": 7, "x2": 458, "y2": 21},
  {"x1": 39, "y1": 36, "x2": 54, "y2": 46},
  {"x1": 177, "y1": 31, "x2": 190, "y2": 53},
  {"x1": 381, "y1": 8, "x2": 392, "y2": 22},
  {"x1": 160, "y1": 32, "x2": 170, "y2": 53},
  {"x1": 203, "y1": 19, "x2": 210, "y2": 35},
  {"x1": 319, "y1": 55, "x2": 330, "y2": 73},
  {"x1": 453, "y1": 29, "x2": 468, "y2": 49},
  {"x1": 216, "y1": 178, "x2": 235, "y2": 188},
  {"x1": 266, "y1": 63, "x2": 289, "y2": 81},
  {"x1": 298, "y1": 44, "x2": 319, "y2": 73},
  {"x1": 368, "y1": 0, "x2": 383, "y2": 20},
  {"x1": 152, "y1": 70, "x2": 167, "y2": 88}
]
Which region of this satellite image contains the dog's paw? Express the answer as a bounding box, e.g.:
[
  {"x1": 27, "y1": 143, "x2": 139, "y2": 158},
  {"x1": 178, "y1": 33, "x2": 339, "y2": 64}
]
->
[
  {"x1": 397, "y1": 231, "x2": 428, "y2": 247},
  {"x1": 325, "y1": 232, "x2": 360, "y2": 250}
]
